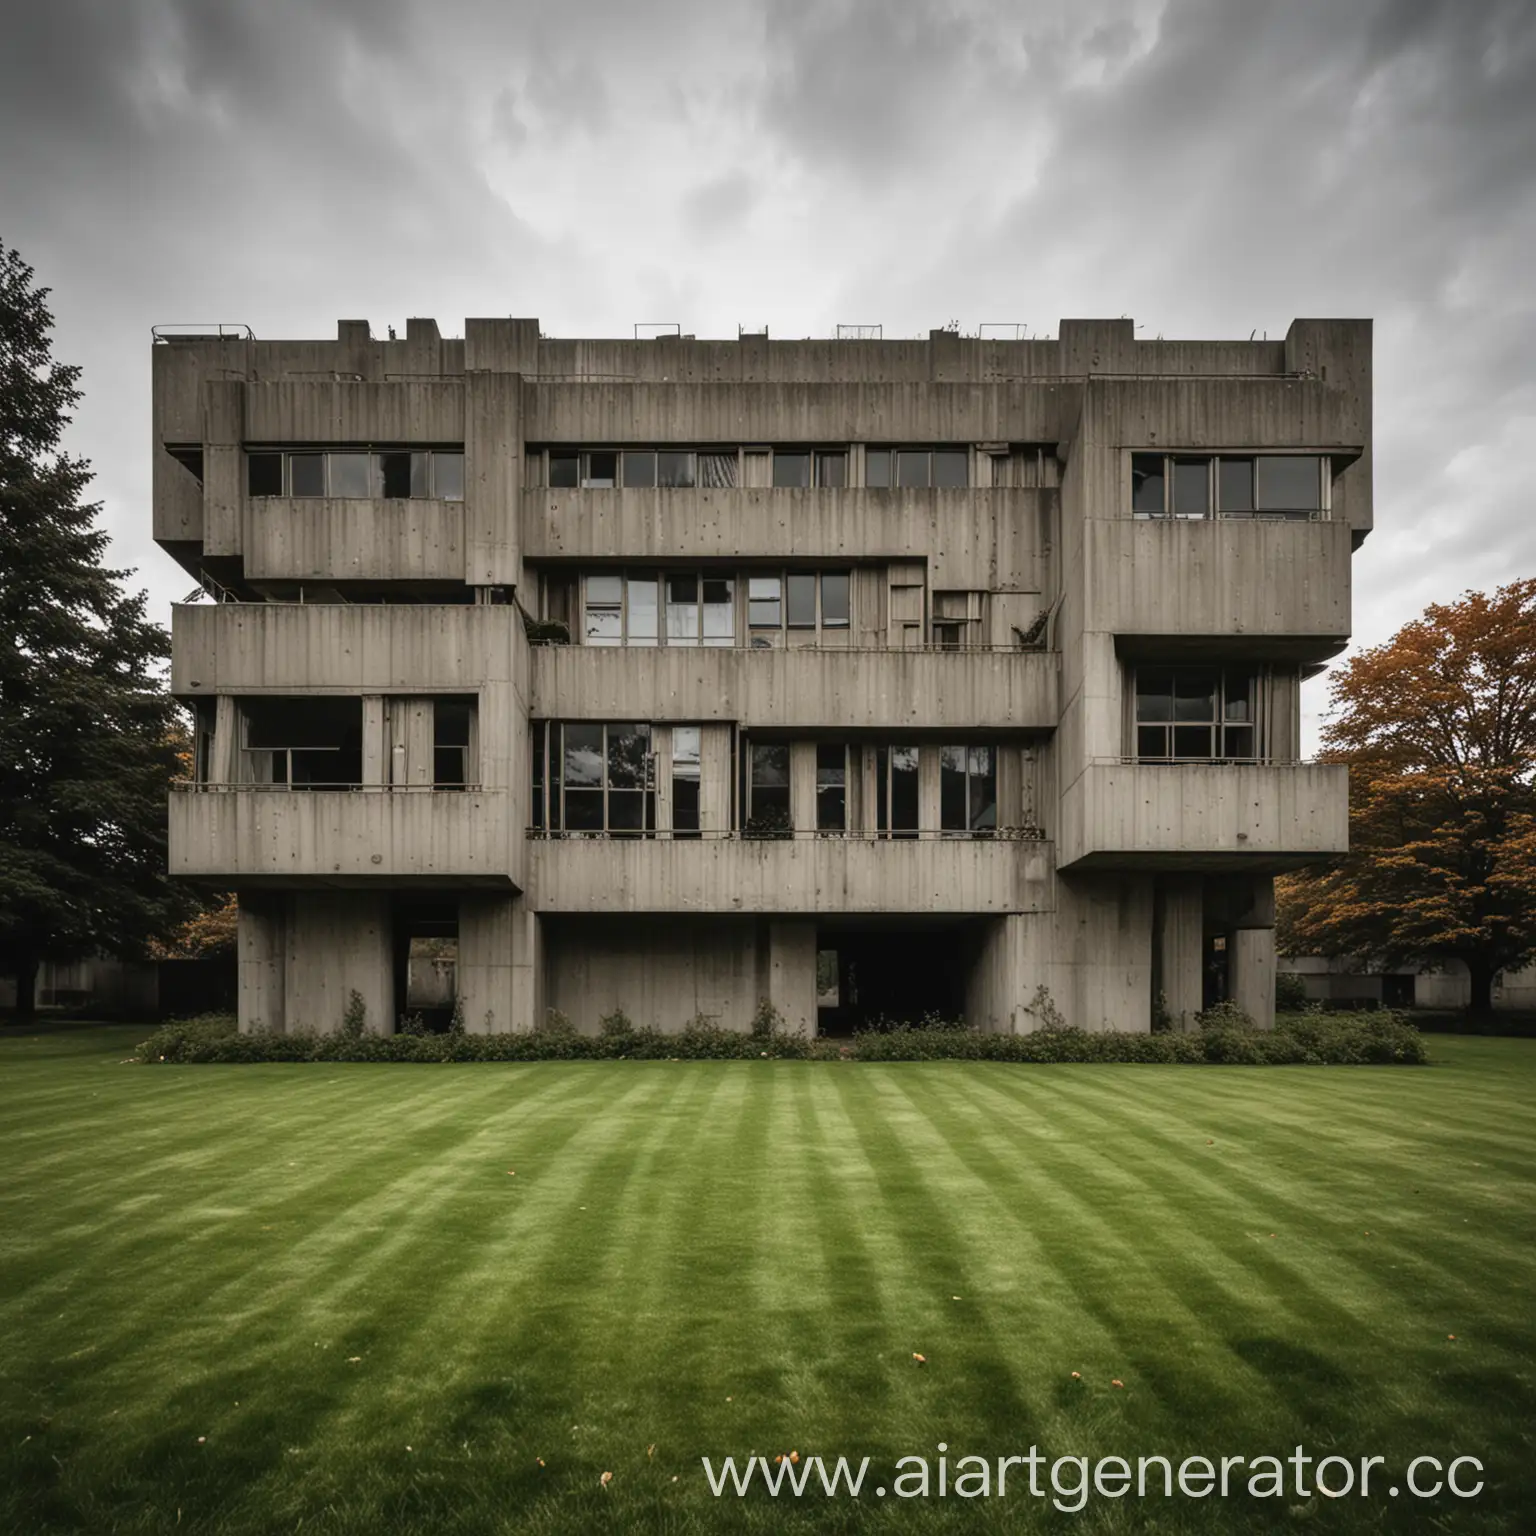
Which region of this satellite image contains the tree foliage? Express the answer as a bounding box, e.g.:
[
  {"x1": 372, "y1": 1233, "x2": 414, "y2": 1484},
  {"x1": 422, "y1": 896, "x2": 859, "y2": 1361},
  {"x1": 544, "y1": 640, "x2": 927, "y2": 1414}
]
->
[
  {"x1": 1278, "y1": 579, "x2": 1536, "y2": 1011},
  {"x1": 0, "y1": 240, "x2": 192, "y2": 1014}
]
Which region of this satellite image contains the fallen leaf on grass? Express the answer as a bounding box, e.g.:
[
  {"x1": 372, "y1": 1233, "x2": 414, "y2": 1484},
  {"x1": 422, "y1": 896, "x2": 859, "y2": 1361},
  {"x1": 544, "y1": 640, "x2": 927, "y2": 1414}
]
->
[
  {"x1": 912, "y1": 1353, "x2": 927, "y2": 1365},
  {"x1": 1111, "y1": 1380, "x2": 1124, "y2": 1389}
]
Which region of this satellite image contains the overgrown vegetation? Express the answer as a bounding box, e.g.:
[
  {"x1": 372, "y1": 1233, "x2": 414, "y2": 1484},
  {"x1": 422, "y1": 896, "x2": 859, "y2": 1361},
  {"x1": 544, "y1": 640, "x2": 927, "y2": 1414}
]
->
[{"x1": 134, "y1": 1008, "x2": 1428, "y2": 1065}]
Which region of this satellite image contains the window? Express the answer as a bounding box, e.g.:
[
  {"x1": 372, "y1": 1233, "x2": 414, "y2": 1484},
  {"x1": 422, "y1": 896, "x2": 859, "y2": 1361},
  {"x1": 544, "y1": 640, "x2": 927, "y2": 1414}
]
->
[
  {"x1": 433, "y1": 699, "x2": 473, "y2": 788},
  {"x1": 816, "y1": 743, "x2": 849, "y2": 832},
  {"x1": 672, "y1": 726, "x2": 701, "y2": 838},
  {"x1": 577, "y1": 571, "x2": 729, "y2": 646},
  {"x1": 583, "y1": 573, "x2": 659, "y2": 647},
  {"x1": 749, "y1": 571, "x2": 851, "y2": 643},
  {"x1": 542, "y1": 448, "x2": 735, "y2": 489},
  {"x1": 242, "y1": 697, "x2": 362, "y2": 788},
  {"x1": 932, "y1": 590, "x2": 983, "y2": 649},
  {"x1": 1131, "y1": 453, "x2": 1324, "y2": 519},
  {"x1": 772, "y1": 450, "x2": 847, "y2": 488},
  {"x1": 865, "y1": 448, "x2": 969, "y2": 488},
  {"x1": 939, "y1": 746, "x2": 996, "y2": 834},
  {"x1": 1135, "y1": 670, "x2": 1257, "y2": 761},
  {"x1": 746, "y1": 742, "x2": 791, "y2": 835},
  {"x1": 246, "y1": 449, "x2": 465, "y2": 500},
  {"x1": 875, "y1": 744, "x2": 920, "y2": 838},
  {"x1": 536, "y1": 722, "x2": 654, "y2": 835}
]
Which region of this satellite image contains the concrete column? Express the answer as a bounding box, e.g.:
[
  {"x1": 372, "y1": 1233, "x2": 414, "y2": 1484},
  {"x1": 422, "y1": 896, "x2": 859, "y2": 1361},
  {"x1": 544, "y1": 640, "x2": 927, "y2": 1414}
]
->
[
  {"x1": 789, "y1": 742, "x2": 817, "y2": 834},
  {"x1": 362, "y1": 696, "x2": 387, "y2": 786},
  {"x1": 509, "y1": 897, "x2": 544, "y2": 1032},
  {"x1": 699, "y1": 724, "x2": 732, "y2": 834},
  {"x1": 1157, "y1": 875, "x2": 1204, "y2": 1031},
  {"x1": 237, "y1": 892, "x2": 287, "y2": 1034},
  {"x1": 918, "y1": 745, "x2": 941, "y2": 836},
  {"x1": 1231, "y1": 928, "x2": 1277, "y2": 1031},
  {"x1": 767, "y1": 920, "x2": 817, "y2": 1036},
  {"x1": 212, "y1": 694, "x2": 239, "y2": 784},
  {"x1": 201, "y1": 380, "x2": 244, "y2": 556},
  {"x1": 459, "y1": 892, "x2": 518, "y2": 1033},
  {"x1": 284, "y1": 890, "x2": 393, "y2": 1034}
]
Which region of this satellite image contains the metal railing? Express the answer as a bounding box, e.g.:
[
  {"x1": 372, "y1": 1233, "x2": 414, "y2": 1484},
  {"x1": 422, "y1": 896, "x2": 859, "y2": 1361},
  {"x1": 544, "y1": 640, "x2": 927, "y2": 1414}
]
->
[
  {"x1": 526, "y1": 826, "x2": 1046, "y2": 842},
  {"x1": 172, "y1": 781, "x2": 487, "y2": 793},
  {"x1": 151, "y1": 323, "x2": 255, "y2": 342}
]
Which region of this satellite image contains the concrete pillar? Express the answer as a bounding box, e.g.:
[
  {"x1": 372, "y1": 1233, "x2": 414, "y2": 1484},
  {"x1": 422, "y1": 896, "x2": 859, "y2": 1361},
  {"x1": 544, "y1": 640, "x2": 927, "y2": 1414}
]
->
[
  {"x1": 459, "y1": 892, "x2": 518, "y2": 1033},
  {"x1": 362, "y1": 696, "x2": 387, "y2": 786},
  {"x1": 212, "y1": 694, "x2": 239, "y2": 784},
  {"x1": 284, "y1": 890, "x2": 393, "y2": 1034},
  {"x1": 1157, "y1": 875, "x2": 1204, "y2": 1031},
  {"x1": 1231, "y1": 928, "x2": 1277, "y2": 1031},
  {"x1": 767, "y1": 920, "x2": 817, "y2": 1036},
  {"x1": 699, "y1": 724, "x2": 732, "y2": 834},
  {"x1": 237, "y1": 892, "x2": 287, "y2": 1034},
  {"x1": 789, "y1": 742, "x2": 818, "y2": 834},
  {"x1": 509, "y1": 898, "x2": 544, "y2": 1032}
]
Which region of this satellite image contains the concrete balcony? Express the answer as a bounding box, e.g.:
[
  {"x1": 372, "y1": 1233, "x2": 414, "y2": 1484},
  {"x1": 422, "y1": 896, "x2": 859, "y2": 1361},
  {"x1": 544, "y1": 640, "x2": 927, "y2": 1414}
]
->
[
  {"x1": 529, "y1": 643, "x2": 1058, "y2": 730},
  {"x1": 527, "y1": 833, "x2": 1054, "y2": 914},
  {"x1": 1088, "y1": 517, "x2": 1352, "y2": 662},
  {"x1": 1057, "y1": 761, "x2": 1348, "y2": 871},
  {"x1": 171, "y1": 601, "x2": 522, "y2": 694},
  {"x1": 242, "y1": 498, "x2": 464, "y2": 582},
  {"x1": 168, "y1": 786, "x2": 516, "y2": 887}
]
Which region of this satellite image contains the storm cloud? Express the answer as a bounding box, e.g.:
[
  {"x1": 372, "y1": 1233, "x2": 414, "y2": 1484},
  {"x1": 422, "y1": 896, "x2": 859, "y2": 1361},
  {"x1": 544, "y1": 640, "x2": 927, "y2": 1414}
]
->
[{"x1": 3, "y1": 0, "x2": 1533, "y2": 742}]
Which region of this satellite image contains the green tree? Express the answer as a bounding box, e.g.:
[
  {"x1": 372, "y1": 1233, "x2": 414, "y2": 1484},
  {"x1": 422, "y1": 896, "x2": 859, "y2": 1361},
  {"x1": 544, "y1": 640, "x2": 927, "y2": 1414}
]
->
[
  {"x1": 0, "y1": 241, "x2": 191, "y2": 1017},
  {"x1": 1279, "y1": 579, "x2": 1536, "y2": 1014}
]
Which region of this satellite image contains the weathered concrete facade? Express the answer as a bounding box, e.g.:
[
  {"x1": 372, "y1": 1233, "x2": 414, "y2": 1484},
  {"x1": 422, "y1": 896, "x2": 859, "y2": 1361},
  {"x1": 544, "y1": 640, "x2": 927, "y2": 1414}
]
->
[{"x1": 155, "y1": 315, "x2": 1370, "y2": 1035}]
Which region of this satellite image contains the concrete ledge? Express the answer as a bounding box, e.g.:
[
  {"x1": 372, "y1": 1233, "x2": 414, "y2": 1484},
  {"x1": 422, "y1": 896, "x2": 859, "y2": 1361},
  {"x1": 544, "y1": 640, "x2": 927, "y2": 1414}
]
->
[
  {"x1": 528, "y1": 836, "x2": 1054, "y2": 914},
  {"x1": 1058, "y1": 762, "x2": 1348, "y2": 871},
  {"x1": 529, "y1": 644, "x2": 1058, "y2": 730},
  {"x1": 243, "y1": 498, "x2": 464, "y2": 581},
  {"x1": 169, "y1": 789, "x2": 516, "y2": 887}
]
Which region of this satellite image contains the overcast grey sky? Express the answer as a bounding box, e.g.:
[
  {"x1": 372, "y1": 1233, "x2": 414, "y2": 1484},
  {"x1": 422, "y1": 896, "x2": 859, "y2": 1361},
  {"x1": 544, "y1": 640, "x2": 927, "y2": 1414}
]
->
[{"x1": 3, "y1": 0, "x2": 1534, "y2": 744}]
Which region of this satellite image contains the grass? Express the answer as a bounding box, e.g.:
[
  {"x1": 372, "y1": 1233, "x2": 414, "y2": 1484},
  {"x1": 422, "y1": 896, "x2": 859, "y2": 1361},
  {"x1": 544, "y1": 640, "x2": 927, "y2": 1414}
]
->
[{"x1": 1, "y1": 1025, "x2": 1532, "y2": 1535}]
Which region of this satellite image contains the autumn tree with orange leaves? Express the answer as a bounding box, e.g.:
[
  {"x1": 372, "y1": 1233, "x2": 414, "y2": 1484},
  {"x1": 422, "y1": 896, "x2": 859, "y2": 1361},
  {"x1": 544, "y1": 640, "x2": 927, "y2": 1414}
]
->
[{"x1": 1279, "y1": 579, "x2": 1536, "y2": 1014}]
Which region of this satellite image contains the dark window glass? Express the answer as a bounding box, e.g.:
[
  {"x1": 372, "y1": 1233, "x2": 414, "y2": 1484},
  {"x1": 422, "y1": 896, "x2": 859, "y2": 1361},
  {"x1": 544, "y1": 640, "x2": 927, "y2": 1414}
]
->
[
  {"x1": 816, "y1": 743, "x2": 846, "y2": 831},
  {"x1": 773, "y1": 452, "x2": 811, "y2": 488},
  {"x1": 247, "y1": 452, "x2": 283, "y2": 496},
  {"x1": 816, "y1": 451, "x2": 847, "y2": 488},
  {"x1": 410, "y1": 451, "x2": 431, "y2": 497},
  {"x1": 1223, "y1": 724, "x2": 1255, "y2": 759},
  {"x1": 1256, "y1": 455, "x2": 1321, "y2": 513},
  {"x1": 607, "y1": 724, "x2": 650, "y2": 790},
  {"x1": 1172, "y1": 458, "x2": 1210, "y2": 517},
  {"x1": 289, "y1": 454, "x2": 325, "y2": 497},
  {"x1": 932, "y1": 449, "x2": 968, "y2": 487},
  {"x1": 749, "y1": 576, "x2": 782, "y2": 627},
  {"x1": 865, "y1": 450, "x2": 892, "y2": 488},
  {"x1": 888, "y1": 745, "x2": 919, "y2": 836},
  {"x1": 1131, "y1": 453, "x2": 1165, "y2": 514},
  {"x1": 563, "y1": 724, "x2": 605, "y2": 788},
  {"x1": 583, "y1": 451, "x2": 617, "y2": 488},
  {"x1": 657, "y1": 451, "x2": 694, "y2": 488},
  {"x1": 433, "y1": 452, "x2": 464, "y2": 501},
  {"x1": 245, "y1": 697, "x2": 361, "y2": 749},
  {"x1": 968, "y1": 745, "x2": 996, "y2": 830},
  {"x1": 1174, "y1": 674, "x2": 1218, "y2": 722},
  {"x1": 380, "y1": 452, "x2": 412, "y2": 498},
  {"x1": 434, "y1": 700, "x2": 472, "y2": 747},
  {"x1": 607, "y1": 791, "x2": 645, "y2": 834},
  {"x1": 549, "y1": 453, "x2": 579, "y2": 488},
  {"x1": 531, "y1": 721, "x2": 545, "y2": 829},
  {"x1": 821, "y1": 572, "x2": 850, "y2": 628},
  {"x1": 896, "y1": 450, "x2": 929, "y2": 488},
  {"x1": 1138, "y1": 725, "x2": 1167, "y2": 759},
  {"x1": 622, "y1": 451, "x2": 656, "y2": 488},
  {"x1": 786, "y1": 573, "x2": 817, "y2": 628},
  {"x1": 1137, "y1": 673, "x2": 1174, "y2": 723},
  {"x1": 672, "y1": 776, "x2": 700, "y2": 834},
  {"x1": 563, "y1": 789, "x2": 604, "y2": 830},
  {"x1": 1174, "y1": 725, "x2": 1213, "y2": 758},
  {"x1": 433, "y1": 746, "x2": 466, "y2": 787},
  {"x1": 940, "y1": 745, "x2": 968, "y2": 830},
  {"x1": 1218, "y1": 457, "x2": 1254, "y2": 514},
  {"x1": 702, "y1": 578, "x2": 733, "y2": 645},
  {"x1": 1224, "y1": 674, "x2": 1252, "y2": 721},
  {"x1": 329, "y1": 452, "x2": 371, "y2": 498},
  {"x1": 750, "y1": 742, "x2": 791, "y2": 827}
]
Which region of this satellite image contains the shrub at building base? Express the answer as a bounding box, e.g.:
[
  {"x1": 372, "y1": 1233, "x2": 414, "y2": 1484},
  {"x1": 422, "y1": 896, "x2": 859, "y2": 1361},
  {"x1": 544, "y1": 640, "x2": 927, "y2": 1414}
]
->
[{"x1": 134, "y1": 1009, "x2": 1428, "y2": 1066}]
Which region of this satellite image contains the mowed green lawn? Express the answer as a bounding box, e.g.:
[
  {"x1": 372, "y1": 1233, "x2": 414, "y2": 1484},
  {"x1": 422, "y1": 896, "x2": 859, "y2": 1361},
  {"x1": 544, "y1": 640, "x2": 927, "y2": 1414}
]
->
[{"x1": 2, "y1": 1028, "x2": 1533, "y2": 1536}]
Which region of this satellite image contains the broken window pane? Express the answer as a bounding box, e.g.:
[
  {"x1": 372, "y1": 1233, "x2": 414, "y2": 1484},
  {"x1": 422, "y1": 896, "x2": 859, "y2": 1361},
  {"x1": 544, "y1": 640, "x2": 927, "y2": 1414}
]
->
[
  {"x1": 622, "y1": 451, "x2": 656, "y2": 488},
  {"x1": 773, "y1": 452, "x2": 811, "y2": 489},
  {"x1": 896, "y1": 450, "x2": 930, "y2": 489},
  {"x1": 821, "y1": 572, "x2": 850, "y2": 628},
  {"x1": 657, "y1": 451, "x2": 694, "y2": 488},
  {"x1": 247, "y1": 453, "x2": 283, "y2": 496},
  {"x1": 1131, "y1": 453, "x2": 1165, "y2": 515},
  {"x1": 1218, "y1": 457, "x2": 1254, "y2": 515},
  {"x1": 380, "y1": 452, "x2": 413, "y2": 499},
  {"x1": 1256, "y1": 455, "x2": 1321, "y2": 514},
  {"x1": 865, "y1": 449, "x2": 892, "y2": 488},
  {"x1": 289, "y1": 454, "x2": 325, "y2": 497},
  {"x1": 548, "y1": 453, "x2": 579, "y2": 488},
  {"x1": 748, "y1": 576, "x2": 782, "y2": 628},
  {"x1": 933, "y1": 449, "x2": 969, "y2": 487},
  {"x1": 1172, "y1": 458, "x2": 1210, "y2": 518},
  {"x1": 816, "y1": 451, "x2": 847, "y2": 488},
  {"x1": 433, "y1": 452, "x2": 464, "y2": 501},
  {"x1": 698, "y1": 451, "x2": 738, "y2": 488},
  {"x1": 786, "y1": 573, "x2": 817, "y2": 628},
  {"x1": 329, "y1": 452, "x2": 371, "y2": 498}
]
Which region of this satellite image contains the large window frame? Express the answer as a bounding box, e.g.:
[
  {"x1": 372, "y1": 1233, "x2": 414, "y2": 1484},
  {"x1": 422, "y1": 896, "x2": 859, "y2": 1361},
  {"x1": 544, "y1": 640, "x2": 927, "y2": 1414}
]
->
[
  {"x1": 1131, "y1": 453, "x2": 1328, "y2": 520},
  {"x1": 544, "y1": 448, "x2": 740, "y2": 490},
  {"x1": 240, "y1": 697, "x2": 363, "y2": 789},
  {"x1": 865, "y1": 447, "x2": 970, "y2": 489},
  {"x1": 771, "y1": 449, "x2": 848, "y2": 488},
  {"x1": 1134, "y1": 669, "x2": 1259, "y2": 762},
  {"x1": 246, "y1": 448, "x2": 464, "y2": 501},
  {"x1": 874, "y1": 744, "x2": 921, "y2": 839},
  {"x1": 939, "y1": 745, "x2": 997, "y2": 836},
  {"x1": 747, "y1": 570, "x2": 852, "y2": 645},
  {"x1": 530, "y1": 721, "x2": 655, "y2": 836}
]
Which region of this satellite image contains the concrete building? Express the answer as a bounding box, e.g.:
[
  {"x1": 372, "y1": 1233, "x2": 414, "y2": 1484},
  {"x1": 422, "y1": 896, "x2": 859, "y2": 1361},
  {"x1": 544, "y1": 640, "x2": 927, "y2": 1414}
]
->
[{"x1": 153, "y1": 316, "x2": 1370, "y2": 1036}]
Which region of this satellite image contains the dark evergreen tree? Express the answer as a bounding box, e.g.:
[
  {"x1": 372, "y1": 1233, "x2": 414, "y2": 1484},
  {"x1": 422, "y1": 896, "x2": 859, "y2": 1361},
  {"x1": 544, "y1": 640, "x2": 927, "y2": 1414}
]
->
[{"x1": 0, "y1": 240, "x2": 190, "y2": 1018}]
